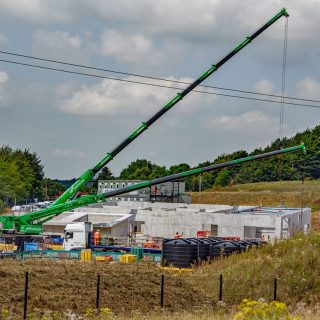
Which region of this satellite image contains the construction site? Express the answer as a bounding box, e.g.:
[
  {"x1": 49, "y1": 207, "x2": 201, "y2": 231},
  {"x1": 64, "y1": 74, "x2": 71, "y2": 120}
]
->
[{"x1": 0, "y1": 2, "x2": 319, "y2": 319}]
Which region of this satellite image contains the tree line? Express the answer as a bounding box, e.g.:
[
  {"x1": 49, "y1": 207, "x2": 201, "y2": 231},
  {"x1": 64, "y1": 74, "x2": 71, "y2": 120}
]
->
[
  {"x1": 109, "y1": 125, "x2": 320, "y2": 190},
  {"x1": 1, "y1": 124, "x2": 319, "y2": 210}
]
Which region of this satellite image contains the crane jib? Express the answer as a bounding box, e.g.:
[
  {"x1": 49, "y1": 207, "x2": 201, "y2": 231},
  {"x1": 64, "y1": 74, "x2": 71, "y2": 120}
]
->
[{"x1": 52, "y1": 8, "x2": 289, "y2": 207}]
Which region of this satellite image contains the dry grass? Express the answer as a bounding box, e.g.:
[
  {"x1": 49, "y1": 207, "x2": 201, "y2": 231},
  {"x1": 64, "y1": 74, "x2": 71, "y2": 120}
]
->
[
  {"x1": 118, "y1": 309, "x2": 320, "y2": 320},
  {"x1": 208, "y1": 180, "x2": 320, "y2": 193},
  {"x1": 191, "y1": 180, "x2": 320, "y2": 213},
  {"x1": 0, "y1": 260, "x2": 210, "y2": 318},
  {"x1": 2, "y1": 234, "x2": 320, "y2": 318},
  {"x1": 180, "y1": 233, "x2": 320, "y2": 307}
]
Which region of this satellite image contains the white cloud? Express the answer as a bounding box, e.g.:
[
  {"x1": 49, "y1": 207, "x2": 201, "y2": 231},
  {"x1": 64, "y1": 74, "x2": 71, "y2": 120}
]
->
[
  {"x1": 87, "y1": 1, "x2": 314, "y2": 42},
  {"x1": 0, "y1": 71, "x2": 10, "y2": 107},
  {"x1": 56, "y1": 31, "x2": 82, "y2": 48},
  {"x1": 0, "y1": 0, "x2": 72, "y2": 24},
  {"x1": 32, "y1": 30, "x2": 93, "y2": 63},
  {"x1": 296, "y1": 77, "x2": 320, "y2": 99},
  {"x1": 34, "y1": 30, "x2": 82, "y2": 49},
  {"x1": 88, "y1": 1, "x2": 320, "y2": 67},
  {"x1": 254, "y1": 79, "x2": 276, "y2": 95},
  {"x1": 53, "y1": 148, "x2": 88, "y2": 159},
  {"x1": 59, "y1": 76, "x2": 216, "y2": 116},
  {"x1": 204, "y1": 111, "x2": 280, "y2": 137},
  {"x1": 100, "y1": 29, "x2": 165, "y2": 67},
  {"x1": 0, "y1": 71, "x2": 8, "y2": 84},
  {"x1": 0, "y1": 33, "x2": 7, "y2": 45}
]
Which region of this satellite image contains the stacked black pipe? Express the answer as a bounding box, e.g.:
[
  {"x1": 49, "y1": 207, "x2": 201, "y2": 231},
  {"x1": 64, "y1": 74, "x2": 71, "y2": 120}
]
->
[{"x1": 162, "y1": 237, "x2": 265, "y2": 268}]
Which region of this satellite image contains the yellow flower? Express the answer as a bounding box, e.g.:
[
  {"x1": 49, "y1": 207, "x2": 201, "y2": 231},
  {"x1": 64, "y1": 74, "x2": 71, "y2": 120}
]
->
[{"x1": 233, "y1": 299, "x2": 300, "y2": 320}]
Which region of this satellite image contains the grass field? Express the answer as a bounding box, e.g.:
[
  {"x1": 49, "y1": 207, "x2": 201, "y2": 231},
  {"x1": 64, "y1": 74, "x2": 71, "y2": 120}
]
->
[
  {"x1": 3, "y1": 234, "x2": 320, "y2": 319},
  {"x1": 192, "y1": 180, "x2": 320, "y2": 209}
]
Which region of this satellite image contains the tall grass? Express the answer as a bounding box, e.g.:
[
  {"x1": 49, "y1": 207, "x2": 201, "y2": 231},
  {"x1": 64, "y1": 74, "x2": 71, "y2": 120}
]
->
[{"x1": 180, "y1": 233, "x2": 320, "y2": 306}]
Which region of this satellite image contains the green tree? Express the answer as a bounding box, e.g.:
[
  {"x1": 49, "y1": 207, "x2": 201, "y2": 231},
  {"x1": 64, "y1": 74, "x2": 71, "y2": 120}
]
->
[
  {"x1": 42, "y1": 178, "x2": 66, "y2": 200},
  {"x1": 21, "y1": 149, "x2": 44, "y2": 199},
  {"x1": 215, "y1": 169, "x2": 231, "y2": 187},
  {"x1": 0, "y1": 145, "x2": 45, "y2": 208},
  {"x1": 96, "y1": 167, "x2": 114, "y2": 181},
  {"x1": 120, "y1": 159, "x2": 168, "y2": 180},
  {"x1": 168, "y1": 163, "x2": 190, "y2": 175}
]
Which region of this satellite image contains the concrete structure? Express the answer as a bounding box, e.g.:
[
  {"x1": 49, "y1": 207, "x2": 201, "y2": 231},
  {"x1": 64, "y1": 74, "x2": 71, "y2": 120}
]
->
[
  {"x1": 133, "y1": 204, "x2": 311, "y2": 241},
  {"x1": 98, "y1": 179, "x2": 189, "y2": 203},
  {"x1": 42, "y1": 202, "x2": 311, "y2": 242},
  {"x1": 43, "y1": 210, "x2": 133, "y2": 240}
]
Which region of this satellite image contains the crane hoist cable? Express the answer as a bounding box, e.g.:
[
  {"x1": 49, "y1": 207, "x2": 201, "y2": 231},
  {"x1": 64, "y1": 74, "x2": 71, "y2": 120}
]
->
[
  {"x1": 279, "y1": 16, "x2": 289, "y2": 141},
  {"x1": 277, "y1": 16, "x2": 289, "y2": 192}
]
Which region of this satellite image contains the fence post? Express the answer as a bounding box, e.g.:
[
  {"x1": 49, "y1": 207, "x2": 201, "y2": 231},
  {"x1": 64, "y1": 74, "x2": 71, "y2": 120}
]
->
[
  {"x1": 96, "y1": 274, "x2": 101, "y2": 311},
  {"x1": 273, "y1": 278, "x2": 277, "y2": 301},
  {"x1": 23, "y1": 271, "x2": 29, "y2": 320},
  {"x1": 160, "y1": 275, "x2": 164, "y2": 308},
  {"x1": 219, "y1": 274, "x2": 223, "y2": 301}
]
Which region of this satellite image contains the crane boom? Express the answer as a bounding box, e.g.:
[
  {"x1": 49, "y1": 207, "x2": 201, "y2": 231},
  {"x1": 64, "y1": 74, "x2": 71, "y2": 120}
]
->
[
  {"x1": 0, "y1": 142, "x2": 305, "y2": 234},
  {"x1": 52, "y1": 8, "x2": 289, "y2": 206}
]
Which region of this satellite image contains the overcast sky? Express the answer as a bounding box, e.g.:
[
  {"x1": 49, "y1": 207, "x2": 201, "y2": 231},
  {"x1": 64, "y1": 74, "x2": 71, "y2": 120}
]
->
[{"x1": 0, "y1": 0, "x2": 320, "y2": 179}]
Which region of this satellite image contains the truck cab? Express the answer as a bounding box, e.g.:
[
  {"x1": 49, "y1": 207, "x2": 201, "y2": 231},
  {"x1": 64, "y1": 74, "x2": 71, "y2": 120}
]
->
[{"x1": 63, "y1": 222, "x2": 91, "y2": 250}]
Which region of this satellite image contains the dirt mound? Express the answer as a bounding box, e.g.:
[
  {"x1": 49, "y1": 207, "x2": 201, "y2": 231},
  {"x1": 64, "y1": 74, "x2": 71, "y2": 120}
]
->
[{"x1": 0, "y1": 259, "x2": 210, "y2": 317}]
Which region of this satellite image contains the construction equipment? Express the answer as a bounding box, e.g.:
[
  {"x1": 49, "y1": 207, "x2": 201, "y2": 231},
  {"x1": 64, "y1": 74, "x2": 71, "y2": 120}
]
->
[
  {"x1": 0, "y1": 143, "x2": 306, "y2": 234},
  {"x1": 52, "y1": 8, "x2": 289, "y2": 207},
  {"x1": 0, "y1": 8, "x2": 295, "y2": 235}
]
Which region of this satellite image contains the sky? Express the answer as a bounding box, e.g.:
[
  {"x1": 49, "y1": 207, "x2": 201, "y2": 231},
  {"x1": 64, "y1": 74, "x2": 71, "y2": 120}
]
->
[{"x1": 0, "y1": 0, "x2": 320, "y2": 179}]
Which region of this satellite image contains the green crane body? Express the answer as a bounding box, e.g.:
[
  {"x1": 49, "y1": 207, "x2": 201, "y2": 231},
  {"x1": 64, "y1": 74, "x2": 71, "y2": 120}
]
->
[
  {"x1": 52, "y1": 8, "x2": 289, "y2": 207},
  {"x1": 0, "y1": 143, "x2": 306, "y2": 234},
  {"x1": 0, "y1": 8, "x2": 294, "y2": 235}
]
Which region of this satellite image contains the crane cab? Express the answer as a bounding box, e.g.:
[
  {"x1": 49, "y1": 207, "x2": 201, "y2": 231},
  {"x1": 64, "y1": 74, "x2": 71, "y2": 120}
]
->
[{"x1": 63, "y1": 222, "x2": 91, "y2": 250}]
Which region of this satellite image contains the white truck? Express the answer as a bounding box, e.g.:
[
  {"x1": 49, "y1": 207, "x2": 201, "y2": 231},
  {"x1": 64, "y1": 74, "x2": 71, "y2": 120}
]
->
[{"x1": 63, "y1": 222, "x2": 91, "y2": 250}]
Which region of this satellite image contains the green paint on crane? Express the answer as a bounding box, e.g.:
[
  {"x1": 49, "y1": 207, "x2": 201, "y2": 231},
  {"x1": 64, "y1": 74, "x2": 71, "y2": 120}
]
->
[
  {"x1": 93, "y1": 153, "x2": 113, "y2": 171},
  {"x1": 198, "y1": 65, "x2": 218, "y2": 82},
  {"x1": 301, "y1": 143, "x2": 307, "y2": 155},
  {"x1": 163, "y1": 94, "x2": 183, "y2": 110},
  {"x1": 233, "y1": 37, "x2": 251, "y2": 53},
  {"x1": 231, "y1": 156, "x2": 254, "y2": 165},
  {"x1": 53, "y1": 170, "x2": 95, "y2": 206},
  {"x1": 267, "y1": 8, "x2": 289, "y2": 26},
  {"x1": 129, "y1": 122, "x2": 149, "y2": 140},
  {"x1": 179, "y1": 167, "x2": 204, "y2": 177}
]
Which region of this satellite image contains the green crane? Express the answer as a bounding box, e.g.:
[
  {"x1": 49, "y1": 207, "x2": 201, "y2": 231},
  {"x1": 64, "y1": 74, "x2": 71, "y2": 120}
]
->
[
  {"x1": 0, "y1": 8, "x2": 295, "y2": 235},
  {"x1": 52, "y1": 8, "x2": 289, "y2": 207},
  {"x1": 0, "y1": 143, "x2": 306, "y2": 234}
]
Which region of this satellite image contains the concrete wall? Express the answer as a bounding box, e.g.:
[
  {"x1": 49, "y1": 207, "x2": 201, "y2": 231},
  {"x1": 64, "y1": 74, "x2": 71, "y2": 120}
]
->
[
  {"x1": 117, "y1": 201, "x2": 231, "y2": 211},
  {"x1": 44, "y1": 202, "x2": 311, "y2": 241},
  {"x1": 135, "y1": 206, "x2": 311, "y2": 241},
  {"x1": 110, "y1": 220, "x2": 130, "y2": 239}
]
